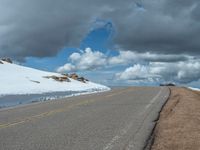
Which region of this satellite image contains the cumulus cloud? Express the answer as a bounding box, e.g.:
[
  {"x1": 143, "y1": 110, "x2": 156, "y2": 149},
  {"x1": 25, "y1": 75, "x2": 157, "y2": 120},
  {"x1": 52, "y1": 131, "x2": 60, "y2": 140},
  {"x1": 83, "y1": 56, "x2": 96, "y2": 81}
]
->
[
  {"x1": 116, "y1": 60, "x2": 200, "y2": 84},
  {"x1": 115, "y1": 64, "x2": 159, "y2": 82},
  {"x1": 57, "y1": 48, "x2": 200, "y2": 84},
  {"x1": 57, "y1": 48, "x2": 107, "y2": 72},
  {"x1": 57, "y1": 63, "x2": 76, "y2": 73},
  {"x1": 1, "y1": 0, "x2": 200, "y2": 60},
  {"x1": 150, "y1": 61, "x2": 200, "y2": 83},
  {"x1": 57, "y1": 48, "x2": 191, "y2": 72}
]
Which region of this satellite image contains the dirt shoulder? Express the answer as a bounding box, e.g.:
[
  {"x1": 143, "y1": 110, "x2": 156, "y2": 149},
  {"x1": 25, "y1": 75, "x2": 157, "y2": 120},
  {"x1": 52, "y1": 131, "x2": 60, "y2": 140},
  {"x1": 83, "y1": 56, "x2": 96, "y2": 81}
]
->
[{"x1": 151, "y1": 87, "x2": 200, "y2": 150}]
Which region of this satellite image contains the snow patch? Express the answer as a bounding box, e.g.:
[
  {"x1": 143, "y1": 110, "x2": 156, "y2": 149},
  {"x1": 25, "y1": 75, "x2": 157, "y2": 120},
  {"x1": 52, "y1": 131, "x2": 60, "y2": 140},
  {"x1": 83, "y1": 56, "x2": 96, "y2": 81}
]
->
[
  {"x1": 188, "y1": 87, "x2": 200, "y2": 91},
  {"x1": 0, "y1": 61, "x2": 110, "y2": 96}
]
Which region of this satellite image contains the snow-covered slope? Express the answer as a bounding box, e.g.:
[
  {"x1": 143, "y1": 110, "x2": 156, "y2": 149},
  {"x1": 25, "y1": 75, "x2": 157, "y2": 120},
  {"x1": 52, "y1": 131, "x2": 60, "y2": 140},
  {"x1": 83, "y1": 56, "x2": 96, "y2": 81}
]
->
[
  {"x1": 0, "y1": 61, "x2": 110, "y2": 96},
  {"x1": 188, "y1": 87, "x2": 200, "y2": 91}
]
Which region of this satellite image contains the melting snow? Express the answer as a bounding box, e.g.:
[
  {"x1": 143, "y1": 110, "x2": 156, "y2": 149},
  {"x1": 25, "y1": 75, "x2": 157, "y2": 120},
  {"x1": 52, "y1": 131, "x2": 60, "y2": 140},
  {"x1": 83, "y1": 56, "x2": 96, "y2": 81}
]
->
[
  {"x1": 0, "y1": 61, "x2": 110, "y2": 96},
  {"x1": 188, "y1": 87, "x2": 200, "y2": 91}
]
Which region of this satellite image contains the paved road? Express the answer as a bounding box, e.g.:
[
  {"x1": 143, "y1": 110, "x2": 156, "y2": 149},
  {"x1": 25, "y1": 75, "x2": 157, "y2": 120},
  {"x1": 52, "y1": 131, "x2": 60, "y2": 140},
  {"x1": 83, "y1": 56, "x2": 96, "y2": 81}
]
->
[{"x1": 0, "y1": 87, "x2": 169, "y2": 150}]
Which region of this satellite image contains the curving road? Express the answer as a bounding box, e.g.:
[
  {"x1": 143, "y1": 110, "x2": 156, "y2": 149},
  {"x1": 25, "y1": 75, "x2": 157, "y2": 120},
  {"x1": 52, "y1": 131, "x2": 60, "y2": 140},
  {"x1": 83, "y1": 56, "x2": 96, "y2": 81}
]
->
[{"x1": 0, "y1": 87, "x2": 169, "y2": 150}]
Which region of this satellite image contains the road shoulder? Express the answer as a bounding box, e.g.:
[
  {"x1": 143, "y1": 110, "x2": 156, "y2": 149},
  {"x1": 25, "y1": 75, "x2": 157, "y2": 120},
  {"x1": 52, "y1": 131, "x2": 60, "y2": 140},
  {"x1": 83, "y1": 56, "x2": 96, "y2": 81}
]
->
[{"x1": 150, "y1": 87, "x2": 200, "y2": 150}]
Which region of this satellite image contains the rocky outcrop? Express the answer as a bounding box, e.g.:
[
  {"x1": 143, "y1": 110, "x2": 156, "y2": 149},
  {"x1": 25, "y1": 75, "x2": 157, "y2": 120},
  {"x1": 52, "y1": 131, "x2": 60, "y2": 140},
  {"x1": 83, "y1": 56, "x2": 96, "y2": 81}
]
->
[
  {"x1": 68, "y1": 73, "x2": 89, "y2": 83},
  {"x1": 69, "y1": 73, "x2": 78, "y2": 80},
  {"x1": 0, "y1": 61, "x2": 3, "y2": 64},
  {"x1": 44, "y1": 75, "x2": 70, "y2": 82},
  {"x1": 44, "y1": 73, "x2": 89, "y2": 83},
  {"x1": 1, "y1": 58, "x2": 12, "y2": 63},
  {"x1": 77, "y1": 77, "x2": 89, "y2": 83},
  {"x1": 62, "y1": 73, "x2": 69, "y2": 76}
]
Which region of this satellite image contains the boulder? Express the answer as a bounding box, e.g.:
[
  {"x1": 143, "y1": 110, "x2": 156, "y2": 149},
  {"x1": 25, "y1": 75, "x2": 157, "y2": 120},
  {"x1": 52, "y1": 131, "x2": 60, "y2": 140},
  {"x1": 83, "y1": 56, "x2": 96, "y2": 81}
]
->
[
  {"x1": 43, "y1": 75, "x2": 70, "y2": 82},
  {"x1": 68, "y1": 73, "x2": 89, "y2": 83},
  {"x1": 62, "y1": 73, "x2": 69, "y2": 77},
  {"x1": 58, "y1": 76, "x2": 70, "y2": 82},
  {"x1": 69, "y1": 73, "x2": 79, "y2": 80},
  {"x1": 77, "y1": 77, "x2": 86, "y2": 83},
  {"x1": 77, "y1": 77, "x2": 89, "y2": 83},
  {"x1": 1, "y1": 58, "x2": 12, "y2": 63}
]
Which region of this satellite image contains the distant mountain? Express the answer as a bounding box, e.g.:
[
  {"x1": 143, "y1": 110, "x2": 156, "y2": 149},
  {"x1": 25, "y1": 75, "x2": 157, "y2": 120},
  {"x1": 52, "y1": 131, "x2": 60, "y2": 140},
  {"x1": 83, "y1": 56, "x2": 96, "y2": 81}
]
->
[{"x1": 0, "y1": 60, "x2": 110, "y2": 96}]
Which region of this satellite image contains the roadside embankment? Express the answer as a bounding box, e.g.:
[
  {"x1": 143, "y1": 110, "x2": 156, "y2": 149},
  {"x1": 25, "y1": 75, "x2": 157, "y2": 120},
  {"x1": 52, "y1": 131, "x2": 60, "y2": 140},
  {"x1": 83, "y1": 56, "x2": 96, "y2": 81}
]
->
[{"x1": 150, "y1": 87, "x2": 200, "y2": 150}]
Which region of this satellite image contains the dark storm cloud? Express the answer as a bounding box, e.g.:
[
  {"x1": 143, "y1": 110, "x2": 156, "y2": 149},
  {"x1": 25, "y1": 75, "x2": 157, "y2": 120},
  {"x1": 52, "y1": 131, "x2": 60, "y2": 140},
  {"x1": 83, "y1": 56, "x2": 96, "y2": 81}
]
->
[
  {"x1": 112, "y1": 0, "x2": 200, "y2": 55},
  {"x1": 0, "y1": 0, "x2": 200, "y2": 60},
  {"x1": 0, "y1": 0, "x2": 97, "y2": 60}
]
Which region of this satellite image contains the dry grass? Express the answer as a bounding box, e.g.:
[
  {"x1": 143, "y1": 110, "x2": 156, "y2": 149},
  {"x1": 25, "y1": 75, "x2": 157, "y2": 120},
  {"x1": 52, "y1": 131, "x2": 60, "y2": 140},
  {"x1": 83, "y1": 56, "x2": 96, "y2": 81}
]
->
[{"x1": 151, "y1": 87, "x2": 200, "y2": 150}]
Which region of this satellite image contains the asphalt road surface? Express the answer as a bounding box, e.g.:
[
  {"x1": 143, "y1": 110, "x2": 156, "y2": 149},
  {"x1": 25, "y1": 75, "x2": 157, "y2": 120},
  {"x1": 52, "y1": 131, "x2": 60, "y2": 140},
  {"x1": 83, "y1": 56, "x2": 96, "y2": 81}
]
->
[{"x1": 0, "y1": 87, "x2": 169, "y2": 150}]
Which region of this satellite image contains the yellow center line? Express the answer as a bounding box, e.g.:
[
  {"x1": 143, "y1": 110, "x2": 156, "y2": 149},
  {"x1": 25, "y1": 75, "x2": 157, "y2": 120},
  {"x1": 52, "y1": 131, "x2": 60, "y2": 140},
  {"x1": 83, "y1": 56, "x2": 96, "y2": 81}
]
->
[
  {"x1": 0, "y1": 88, "x2": 132, "y2": 130},
  {"x1": 105, "y1": 88, "x2": 133, "y2": 97},
  {"x1": 0, "y1": 99, "x2": 95, "y2": 130}
]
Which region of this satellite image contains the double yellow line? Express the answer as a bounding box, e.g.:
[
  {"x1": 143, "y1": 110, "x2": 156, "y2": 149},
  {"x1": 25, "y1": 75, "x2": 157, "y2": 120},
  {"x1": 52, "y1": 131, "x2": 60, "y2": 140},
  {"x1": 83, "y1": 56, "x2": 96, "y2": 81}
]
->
[
  {"x1": 0, "y1": 99, "x2": 95, "y2": 130},
  {"x1": 105, "y1": 88, "x2": 133, "y2": 98},
  {"x1": 0, "y1": 88, "x2": 130, "y2": 130}
]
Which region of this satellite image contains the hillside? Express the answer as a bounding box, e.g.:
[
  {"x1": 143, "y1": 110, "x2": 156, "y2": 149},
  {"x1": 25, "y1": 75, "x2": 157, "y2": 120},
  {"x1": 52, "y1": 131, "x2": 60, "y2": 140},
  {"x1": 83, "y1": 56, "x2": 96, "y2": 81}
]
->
[{"x1": 0, "y1": 60, "x2": 110, "y2": 96}]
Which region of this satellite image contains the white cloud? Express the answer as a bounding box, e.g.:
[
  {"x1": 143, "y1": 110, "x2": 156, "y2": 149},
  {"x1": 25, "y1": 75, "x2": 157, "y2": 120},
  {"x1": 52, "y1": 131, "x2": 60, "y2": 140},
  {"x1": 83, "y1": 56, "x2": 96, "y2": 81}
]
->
[
  {"x1": 116, "y1": 64, "x2": 160, "y2": 82},
  {"x1": 57, "y1": 48, "x2": 107, "y2": 72},
  {"x1": 57, "y1": 63, "x2": 76, "y2": 73},
  {"x1": 150, "y1": 61, "x2": 200, "y2": 83},
  {"x1": 76, "y1": 48, "x2": 107, "y2": 70},
  {"x1": 57, "y1": 48, "x2": 200, "y2": 85},
  {"x1": 58, "y1": 49, "x2": 191, "y2": 73},
  {"x1": 69, "y1": 53, "x2": 81, "y2": 62},
  {"x1": 108, "y1": 51, "x2": 135, "y2": 65},
  {"x1": 116, "y1": 64, "x2": 148, "y2": 80},
  {"x1": 116, "y1": 60, "x2": 200, "y2": 84}
]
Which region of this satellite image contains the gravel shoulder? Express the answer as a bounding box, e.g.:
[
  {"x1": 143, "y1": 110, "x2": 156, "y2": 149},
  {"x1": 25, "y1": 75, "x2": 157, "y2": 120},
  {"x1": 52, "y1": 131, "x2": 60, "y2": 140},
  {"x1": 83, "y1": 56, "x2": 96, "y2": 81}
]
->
[{"x1": 151, "y1": 87, "x2": 200, "y2": 150}]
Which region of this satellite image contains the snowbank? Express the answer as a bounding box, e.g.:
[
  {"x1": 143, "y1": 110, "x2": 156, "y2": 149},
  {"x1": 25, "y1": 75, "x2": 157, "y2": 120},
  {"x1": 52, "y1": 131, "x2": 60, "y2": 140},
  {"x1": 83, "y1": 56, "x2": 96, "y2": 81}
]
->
[
  {"x1": 0, "y1": 61, "x2": 110, "y2": 96},
  {"x1": 188, "y1": 87, "x2": 200, "y2": 91}
]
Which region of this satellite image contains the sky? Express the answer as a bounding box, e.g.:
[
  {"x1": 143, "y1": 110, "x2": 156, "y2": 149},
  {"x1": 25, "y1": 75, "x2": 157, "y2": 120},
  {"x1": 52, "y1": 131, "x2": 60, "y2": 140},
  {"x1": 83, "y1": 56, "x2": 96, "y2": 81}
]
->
[{"x1": 0, "y1": 0, "x2": 200, "y2": 87}]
